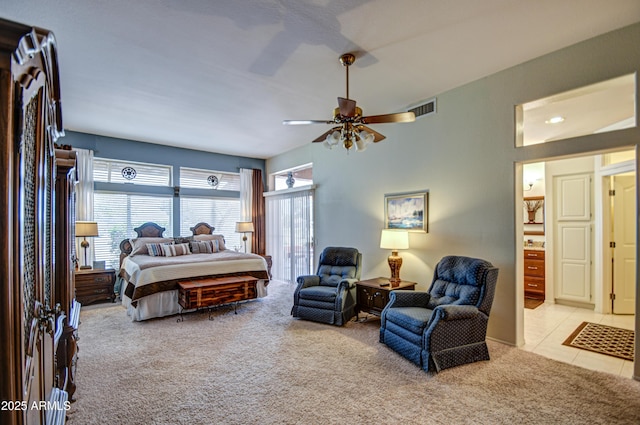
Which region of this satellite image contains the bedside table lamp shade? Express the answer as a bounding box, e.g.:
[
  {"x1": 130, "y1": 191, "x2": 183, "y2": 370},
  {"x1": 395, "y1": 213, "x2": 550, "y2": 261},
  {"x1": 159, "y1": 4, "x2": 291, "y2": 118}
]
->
[
  {"x1": 76, "y1": 221, "x2": 99, "y2": 269},
  {"x1": 235, "y1": 221, "x2": 254, "y2": 253},
  {"x1": 380, "y1": 230, "x2": 409, "y2": 286}
]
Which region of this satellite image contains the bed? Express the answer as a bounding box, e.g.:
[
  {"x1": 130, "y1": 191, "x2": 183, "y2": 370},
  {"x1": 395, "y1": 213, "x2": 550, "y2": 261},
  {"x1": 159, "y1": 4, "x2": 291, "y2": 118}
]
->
[{"x1": 118, "y1": 222, "x2": 270, "y2": 321}]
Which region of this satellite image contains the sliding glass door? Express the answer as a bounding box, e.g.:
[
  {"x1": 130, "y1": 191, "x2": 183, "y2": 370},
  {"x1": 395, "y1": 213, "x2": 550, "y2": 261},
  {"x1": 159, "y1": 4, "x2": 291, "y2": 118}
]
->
[{"x1": 266, "y1": 188, "x2": 314, "y2": 283}]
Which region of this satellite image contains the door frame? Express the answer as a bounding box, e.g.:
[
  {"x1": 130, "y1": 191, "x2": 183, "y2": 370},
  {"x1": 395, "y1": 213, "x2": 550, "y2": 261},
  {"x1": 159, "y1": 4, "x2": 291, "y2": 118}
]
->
[{"x1": 516, "y1": 149, "x2": 638, "y2": 348}]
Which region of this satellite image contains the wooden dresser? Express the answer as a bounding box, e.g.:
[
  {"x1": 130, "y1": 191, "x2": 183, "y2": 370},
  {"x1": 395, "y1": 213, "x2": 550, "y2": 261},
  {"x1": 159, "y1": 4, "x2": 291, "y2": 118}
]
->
[
  {"x1": 524, "y1": 249, "x2": 545, "y2": 300},
  {"x1": 75, "y1": 269, "x2": 116, "y2": 305}
]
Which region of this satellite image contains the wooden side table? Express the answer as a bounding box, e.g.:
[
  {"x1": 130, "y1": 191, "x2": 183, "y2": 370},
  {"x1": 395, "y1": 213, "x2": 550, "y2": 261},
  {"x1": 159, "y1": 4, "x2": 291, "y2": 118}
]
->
[
  {"x1": 356, "y1": 277, "x2": 416, "y2": 318},
  {"x1": 74, "y1": 268, "x2": 116, "y2": 305}
]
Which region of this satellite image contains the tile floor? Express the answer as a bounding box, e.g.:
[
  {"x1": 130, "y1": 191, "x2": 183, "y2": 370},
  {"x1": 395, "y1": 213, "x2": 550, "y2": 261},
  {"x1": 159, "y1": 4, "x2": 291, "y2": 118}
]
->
[{"x1": 522, "y1": 301, "x2": 635, "y2": 378}]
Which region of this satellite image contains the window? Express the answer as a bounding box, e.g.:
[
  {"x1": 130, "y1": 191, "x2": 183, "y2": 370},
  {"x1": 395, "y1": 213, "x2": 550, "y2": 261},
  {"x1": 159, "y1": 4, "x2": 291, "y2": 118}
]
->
[
  {"x1": 180, "y1": 167, "x2": 240, "y2": 191},
  {"x1": 94, "y1": 158, "x2": 172, "y2": 186},
  {"x1": 180, "y1": 197, "x2": 242, "y2": 250},
  {"x1": 93, "y1": 192, "x2": 173, "y2": 269},
  {"x1": 517, "y1": 73, "x2": 636, "y2": 147},
  {"x1": 273, "y1": 164, "x2": 313, "y2": 191}
]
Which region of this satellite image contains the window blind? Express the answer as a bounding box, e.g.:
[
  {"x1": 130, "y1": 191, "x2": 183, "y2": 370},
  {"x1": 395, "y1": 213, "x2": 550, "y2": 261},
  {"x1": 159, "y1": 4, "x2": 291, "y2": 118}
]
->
[
  {"x1": 180, "y1": 197, "x2": 242, "y2": 250},
  {"x1": 179, "y1": 167, "x2": 240, "y2": 191},
  {"x1": 94, "y1": 158, "x2": 172, "y2": 186},
  {"x1": 266, "y1": 188, "x2": 314, "y2": 282},
  {"x1": 93, "y1": 192, "x2": 173, "y2": 269}
]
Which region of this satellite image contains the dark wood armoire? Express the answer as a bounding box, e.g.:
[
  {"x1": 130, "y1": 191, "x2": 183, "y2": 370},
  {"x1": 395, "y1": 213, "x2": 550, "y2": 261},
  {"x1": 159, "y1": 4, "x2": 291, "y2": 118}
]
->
[{"x1": 0, "y1": 17, "x2": 78, "y2": 425}]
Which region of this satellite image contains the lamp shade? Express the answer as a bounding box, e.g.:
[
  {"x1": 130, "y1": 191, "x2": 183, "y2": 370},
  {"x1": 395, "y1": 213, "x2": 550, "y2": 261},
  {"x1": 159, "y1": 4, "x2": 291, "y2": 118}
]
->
[
  {"x1": 235, "y1": 221, "x2": 254, "y2": 233},
  {"x1": 380, "y1": 229, "x2": 409, "y2": 250},
  {"x1": 75, "y1": 221, "x2": 99, "y2": 237}
]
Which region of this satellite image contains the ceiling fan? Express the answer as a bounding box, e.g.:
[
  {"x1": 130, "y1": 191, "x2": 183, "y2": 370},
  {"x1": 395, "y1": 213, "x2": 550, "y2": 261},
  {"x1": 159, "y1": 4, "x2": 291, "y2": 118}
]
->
[{"x1": 283, "y1": 53, "x2": 415, "y2": 152}]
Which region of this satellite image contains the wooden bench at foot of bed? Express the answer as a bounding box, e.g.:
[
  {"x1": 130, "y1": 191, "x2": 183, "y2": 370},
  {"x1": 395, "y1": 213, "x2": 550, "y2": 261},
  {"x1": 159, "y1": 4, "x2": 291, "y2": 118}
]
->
[{"x1": 177, "y1": 275, "x2": 259, "y2": 311}]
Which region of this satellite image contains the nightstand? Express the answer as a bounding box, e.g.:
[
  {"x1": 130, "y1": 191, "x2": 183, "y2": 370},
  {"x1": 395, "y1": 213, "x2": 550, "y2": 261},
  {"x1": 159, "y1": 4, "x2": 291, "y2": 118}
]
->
[
  {"x1": 74, "y1": 268, "x2": 116, "y2": 305},
  {"x1": 356, "y1": 277, "x2": 416, "y2": 317}
]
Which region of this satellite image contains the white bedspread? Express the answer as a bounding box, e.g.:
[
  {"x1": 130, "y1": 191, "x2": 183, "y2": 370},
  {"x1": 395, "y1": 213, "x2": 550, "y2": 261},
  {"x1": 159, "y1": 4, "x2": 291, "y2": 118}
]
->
[
  {"x1": 119, "y1": 250, "x2": 269, "y2": 321},
  {"x1": 122, "y1": 250, "x2": 268, "y2": 290}
]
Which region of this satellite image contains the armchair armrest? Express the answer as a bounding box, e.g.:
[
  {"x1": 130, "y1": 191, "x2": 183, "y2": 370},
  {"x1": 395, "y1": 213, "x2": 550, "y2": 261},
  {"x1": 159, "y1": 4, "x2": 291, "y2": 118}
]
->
[
  {"x1": 338, "y1": 278, "x2": 358, "y2": 291},
  {"x1": 433, "y1": 304, "x2": 479, "y2": 321},
  {"x1": 387, "y1": 290, "x2": 431, "y2": 308},
  {"x1": 296, "y1": 275, "x2": 320, "y2": 290}
]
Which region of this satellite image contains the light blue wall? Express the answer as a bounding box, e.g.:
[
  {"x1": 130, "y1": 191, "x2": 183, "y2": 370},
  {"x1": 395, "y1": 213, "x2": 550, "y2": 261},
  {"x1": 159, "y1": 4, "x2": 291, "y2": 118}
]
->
[
  {"x1": 64, "y1": 131, "x2": 265, "y2": 235},
  {"x1": 267, "y1": 21, "x2": 640, "y2": 377}
]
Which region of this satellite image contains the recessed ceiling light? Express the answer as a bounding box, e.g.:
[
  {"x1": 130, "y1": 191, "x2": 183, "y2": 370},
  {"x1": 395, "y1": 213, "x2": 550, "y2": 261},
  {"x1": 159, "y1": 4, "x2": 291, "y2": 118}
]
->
[{"x1": 545, "y1": 116, "x2": 565, "y2": 124}]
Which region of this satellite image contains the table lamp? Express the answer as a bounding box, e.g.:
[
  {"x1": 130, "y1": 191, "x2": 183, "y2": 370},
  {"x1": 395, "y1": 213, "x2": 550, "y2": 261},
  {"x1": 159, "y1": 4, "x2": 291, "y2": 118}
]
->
[
  {"x1": 380, "y1": 229, "x2": 409, "y2": 286},
  {"x1": 235, "y1": 221, "x2": 254, "y2": 253},
  {"x1": 76, "y1": 221, "x2": 99, "y2": 269}
]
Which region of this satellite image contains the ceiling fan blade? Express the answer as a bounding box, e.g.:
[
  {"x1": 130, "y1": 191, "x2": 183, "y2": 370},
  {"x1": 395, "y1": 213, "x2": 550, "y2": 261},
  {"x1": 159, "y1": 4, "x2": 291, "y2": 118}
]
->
[
  {"x1": 312, "y1": 126, "x2": 342, "y2": 143},
  {"x1": 361, "y1": 111, "x2": 415, "y2": 124},
  {"x1": 358, "y1": 125, "x2": 386, "y2": 143},
  {"x1": 338, "y1": 97, "x2": 357, "y2": 117},
  {"x1": 283, "y1": 119, "x2": 335, "y2": 125}
]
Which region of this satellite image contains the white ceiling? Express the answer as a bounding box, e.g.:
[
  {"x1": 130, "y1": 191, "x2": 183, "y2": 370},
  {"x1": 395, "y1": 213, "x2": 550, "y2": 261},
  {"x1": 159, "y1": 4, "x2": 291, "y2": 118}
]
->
[{"x1": 2, "y1": 0, "x2": 639, "y2": 159}]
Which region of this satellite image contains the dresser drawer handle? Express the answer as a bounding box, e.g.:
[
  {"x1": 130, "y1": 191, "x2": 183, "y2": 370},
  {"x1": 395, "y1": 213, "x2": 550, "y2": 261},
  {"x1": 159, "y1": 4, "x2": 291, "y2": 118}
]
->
[
  {"x1": 527, "y1": 283, "x2": 538, "y2": 287},
  {"x1": 526, "y1": 253, "x2": 539, "y2": 257},
  {"x1": 94, "y1": 289, "x2": 107, "y2": 294},
  {"x1": 527, "y1": 266, "x2": 538, "y2": 270}
]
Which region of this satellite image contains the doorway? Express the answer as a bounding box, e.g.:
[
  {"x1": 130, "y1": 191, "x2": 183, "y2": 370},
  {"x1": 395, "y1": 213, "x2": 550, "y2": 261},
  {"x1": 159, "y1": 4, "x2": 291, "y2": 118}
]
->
[{"x1": 519, "y1": 153, "x2": 636, "y2": 376}]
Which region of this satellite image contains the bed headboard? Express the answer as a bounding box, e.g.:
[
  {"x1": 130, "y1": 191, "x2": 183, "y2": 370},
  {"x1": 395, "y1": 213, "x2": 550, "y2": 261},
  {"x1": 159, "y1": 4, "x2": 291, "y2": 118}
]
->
[
  {"x1": 118, "y1": 222, "x2": 216, "y2": 269},
  {"x1": 118, "y1": 222, "x2": 165, "y2": 262},
  {"x1": 190, "y1": 222, "x2": 215, "y2": 235}
]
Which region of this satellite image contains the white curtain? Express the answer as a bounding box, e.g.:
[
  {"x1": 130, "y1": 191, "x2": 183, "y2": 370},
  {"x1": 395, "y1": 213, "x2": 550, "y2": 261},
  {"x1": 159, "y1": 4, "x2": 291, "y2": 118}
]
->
[
  {"x1": 239, "y1": 168, "x2": 253, "y2": 251},
  {"x1": 75, "y1": 148, "x2": 95, "y2": 267}
]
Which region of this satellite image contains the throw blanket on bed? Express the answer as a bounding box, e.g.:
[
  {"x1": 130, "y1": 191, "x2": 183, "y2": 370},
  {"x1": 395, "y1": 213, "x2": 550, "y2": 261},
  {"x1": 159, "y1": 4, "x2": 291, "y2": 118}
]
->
[{"x1": 121, "y1": 250, "x2": 270, "y2": 306}]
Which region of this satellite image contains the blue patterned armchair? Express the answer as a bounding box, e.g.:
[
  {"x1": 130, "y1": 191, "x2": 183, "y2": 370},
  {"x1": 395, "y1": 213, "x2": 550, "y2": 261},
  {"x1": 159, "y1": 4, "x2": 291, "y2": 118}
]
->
[
  {"x1": 379, "y1": 256, "x2": 499, "y2": 372},
  {"x1": 292, "y1": 247, "x2": 362, "y2": 326}
]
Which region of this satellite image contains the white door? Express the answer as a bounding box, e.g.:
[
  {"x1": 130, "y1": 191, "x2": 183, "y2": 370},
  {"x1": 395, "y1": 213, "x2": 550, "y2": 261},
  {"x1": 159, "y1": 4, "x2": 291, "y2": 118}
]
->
[
  {"x1": 612, "y1": 174, "x2": 636, "y2": 314},
  {"x1": 555, "y1": 174, "x2": 592, "y2": 303}
]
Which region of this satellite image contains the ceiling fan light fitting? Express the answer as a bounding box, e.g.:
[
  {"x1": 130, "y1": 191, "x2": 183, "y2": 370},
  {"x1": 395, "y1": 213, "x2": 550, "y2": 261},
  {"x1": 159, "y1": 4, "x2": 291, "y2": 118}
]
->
[
  {"x1": 359, "y1": 130, "x2": 375, "y2": 145},
  {"x1": 323, "y1": 130, "x2": 341, "y2": 149}
]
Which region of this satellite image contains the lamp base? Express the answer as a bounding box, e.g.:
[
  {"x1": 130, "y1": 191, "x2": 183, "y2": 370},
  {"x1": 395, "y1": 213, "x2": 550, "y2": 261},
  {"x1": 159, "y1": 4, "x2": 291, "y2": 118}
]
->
[{"x1": 388, "y1": 250, "x2": 403, "y2": 287}]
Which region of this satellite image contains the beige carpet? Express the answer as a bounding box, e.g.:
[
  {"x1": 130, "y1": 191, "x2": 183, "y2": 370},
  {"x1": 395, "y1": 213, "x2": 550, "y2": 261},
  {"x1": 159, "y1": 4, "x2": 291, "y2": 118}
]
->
[{"x1": 67, "y1": 280, "x2": 640, "y2": 425}]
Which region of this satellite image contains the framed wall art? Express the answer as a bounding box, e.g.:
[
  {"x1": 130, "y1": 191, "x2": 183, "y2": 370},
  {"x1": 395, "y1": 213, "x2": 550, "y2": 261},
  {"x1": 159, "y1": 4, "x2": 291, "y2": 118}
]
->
[{"x1": 384, "y1": 191, "x2": 428, "y2": 232}]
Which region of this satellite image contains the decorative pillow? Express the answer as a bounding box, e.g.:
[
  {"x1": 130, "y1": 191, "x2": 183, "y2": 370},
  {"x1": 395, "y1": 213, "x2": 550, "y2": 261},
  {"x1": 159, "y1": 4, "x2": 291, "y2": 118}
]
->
[
  {"x1": 146, "y1": 243, "x2": 167, "y2": 257},
  {"x1": 129, "y1": 237, "x2": 174, "y2": 256},
  {"x1": 190, "y1": 240, "x2": 219, "y2": 254},
  {"x1": 173, "y1": 236, "x2": 194, "y2": 245},
  {"x1": 193, "y1": 234, "x2": 226, "y2": 250},
  {"x1": 162, "y1": 242, "x2": 191, "y2": 257}
]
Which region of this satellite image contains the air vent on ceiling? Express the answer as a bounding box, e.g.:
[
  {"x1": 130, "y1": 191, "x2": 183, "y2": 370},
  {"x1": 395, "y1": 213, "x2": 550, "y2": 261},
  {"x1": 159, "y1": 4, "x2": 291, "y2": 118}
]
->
[{"x1": 408, "y1": 97, "x2": 436, "y2": 119}]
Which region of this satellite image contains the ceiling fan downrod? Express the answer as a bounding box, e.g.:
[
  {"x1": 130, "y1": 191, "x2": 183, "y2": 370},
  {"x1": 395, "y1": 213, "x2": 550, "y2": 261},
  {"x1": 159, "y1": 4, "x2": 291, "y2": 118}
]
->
[{"x1": 340, "y1": 53, "x2": 355, "y2": 100}]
